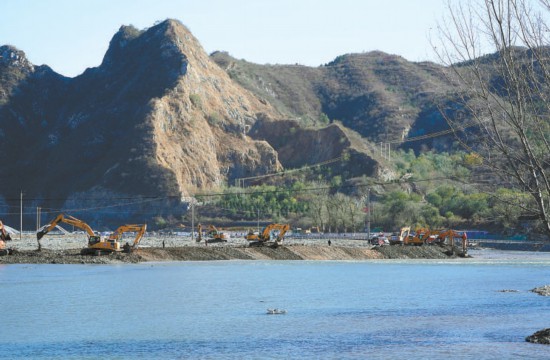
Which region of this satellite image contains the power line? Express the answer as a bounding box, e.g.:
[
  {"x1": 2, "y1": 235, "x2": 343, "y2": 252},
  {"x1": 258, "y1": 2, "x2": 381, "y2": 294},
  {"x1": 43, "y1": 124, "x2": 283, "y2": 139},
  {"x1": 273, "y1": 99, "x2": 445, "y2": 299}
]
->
[
  {"x1": 0, "y1": 175, "x2": 463, "y2": 217},
  {"x1": 234, "y1": 155, "x2": 343, "y2": 185}
]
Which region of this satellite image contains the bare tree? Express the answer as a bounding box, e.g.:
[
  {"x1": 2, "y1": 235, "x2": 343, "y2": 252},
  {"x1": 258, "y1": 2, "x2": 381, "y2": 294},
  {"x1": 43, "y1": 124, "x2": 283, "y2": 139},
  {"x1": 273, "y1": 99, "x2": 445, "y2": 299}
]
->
[{"x1": 436, "y1": 0, "x2": 550, "y2": 237}]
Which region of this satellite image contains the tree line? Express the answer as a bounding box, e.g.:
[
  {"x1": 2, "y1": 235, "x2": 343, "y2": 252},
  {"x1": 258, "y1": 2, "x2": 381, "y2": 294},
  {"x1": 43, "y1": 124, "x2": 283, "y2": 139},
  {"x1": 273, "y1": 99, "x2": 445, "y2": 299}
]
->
[{"x1": 192, "y1": 150, "x2": 533, "y2": 236}]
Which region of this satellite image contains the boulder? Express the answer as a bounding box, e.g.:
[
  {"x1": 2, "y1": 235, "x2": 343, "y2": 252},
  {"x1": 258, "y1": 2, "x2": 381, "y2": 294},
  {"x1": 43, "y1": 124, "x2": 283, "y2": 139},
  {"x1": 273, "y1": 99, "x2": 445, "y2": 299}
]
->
[
  {"x1": 526, "y1": 328, "x2": 550, "y2": 344},
  {"x1": 531, "y1": 285, "x2": 550, "y2": 296}
]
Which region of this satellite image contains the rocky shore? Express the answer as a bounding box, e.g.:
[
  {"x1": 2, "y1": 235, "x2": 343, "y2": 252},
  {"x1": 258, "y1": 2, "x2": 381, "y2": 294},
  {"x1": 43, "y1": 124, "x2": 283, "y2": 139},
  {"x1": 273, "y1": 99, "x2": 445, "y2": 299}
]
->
[{"x1": 526, "y1": 286, "x2": 550, "y2": 345}]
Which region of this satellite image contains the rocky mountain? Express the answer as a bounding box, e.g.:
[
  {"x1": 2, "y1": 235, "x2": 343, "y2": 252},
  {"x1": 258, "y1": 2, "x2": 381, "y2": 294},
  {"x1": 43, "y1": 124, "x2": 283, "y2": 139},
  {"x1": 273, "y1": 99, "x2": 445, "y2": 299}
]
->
[
  {"x1": 211, "y1": 51, "x2": 460, "y2": 152},
  {"x1": 1, "y1": 19, "x2": 396, "y2": 227}
]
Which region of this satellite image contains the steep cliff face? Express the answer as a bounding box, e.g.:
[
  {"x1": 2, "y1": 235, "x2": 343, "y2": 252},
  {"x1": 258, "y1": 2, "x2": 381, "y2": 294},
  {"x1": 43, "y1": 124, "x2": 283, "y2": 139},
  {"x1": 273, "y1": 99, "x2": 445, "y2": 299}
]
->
[
  {"x1": 143, "y1": 20, "x2": 280, "y2": 194},
  {"x1": 0, "y1": 20, "x2": 282, "y2": 222}
]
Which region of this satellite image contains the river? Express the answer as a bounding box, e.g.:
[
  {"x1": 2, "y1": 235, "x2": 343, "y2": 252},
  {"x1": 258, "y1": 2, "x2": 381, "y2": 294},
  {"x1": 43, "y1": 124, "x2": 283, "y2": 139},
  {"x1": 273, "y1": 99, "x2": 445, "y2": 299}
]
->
[{"x1": 0, "y1": 249, "x2": 549, "y2": 359}]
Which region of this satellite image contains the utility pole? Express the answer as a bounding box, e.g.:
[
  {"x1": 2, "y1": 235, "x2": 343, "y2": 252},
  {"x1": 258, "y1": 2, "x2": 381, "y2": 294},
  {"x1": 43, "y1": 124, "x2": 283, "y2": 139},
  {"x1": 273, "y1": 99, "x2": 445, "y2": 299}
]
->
[
  {"x1": 366, "y1": 188, "x2": 371, "y2": 241},
  {"x1": 36, "y1": 207, "x2": 41, "y2": 231},
  {"x1": 191, "y1": 201, "x2": 195, "y2": 242},
  {"x1": 20, "y1": 190, "x2": 23, "y2": 241},
  {"x1": 257, "y1": 208, "x2": 260, "y2": 233}
]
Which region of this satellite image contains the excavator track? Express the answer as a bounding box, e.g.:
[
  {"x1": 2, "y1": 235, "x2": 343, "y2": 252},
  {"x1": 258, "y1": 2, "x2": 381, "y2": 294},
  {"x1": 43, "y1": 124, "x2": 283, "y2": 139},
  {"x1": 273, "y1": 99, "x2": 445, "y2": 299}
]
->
[{"x1": 80, "y1": 248, "x2": 112, "y2": 256}]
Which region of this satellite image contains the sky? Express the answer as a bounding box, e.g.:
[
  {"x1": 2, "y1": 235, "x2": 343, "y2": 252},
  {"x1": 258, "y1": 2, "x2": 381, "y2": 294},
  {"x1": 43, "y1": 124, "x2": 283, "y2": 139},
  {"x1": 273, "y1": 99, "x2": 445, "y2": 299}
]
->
[{"x1": 0, "y1": 0, "x2": 448, "y2": 77}]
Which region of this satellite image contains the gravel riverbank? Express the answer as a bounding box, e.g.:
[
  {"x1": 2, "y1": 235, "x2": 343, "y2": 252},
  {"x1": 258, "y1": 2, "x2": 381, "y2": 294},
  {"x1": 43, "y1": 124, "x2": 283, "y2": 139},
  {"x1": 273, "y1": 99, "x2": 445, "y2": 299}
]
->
[{"x1": 0, "y1": 234, "x2": 463, "y2": 264}]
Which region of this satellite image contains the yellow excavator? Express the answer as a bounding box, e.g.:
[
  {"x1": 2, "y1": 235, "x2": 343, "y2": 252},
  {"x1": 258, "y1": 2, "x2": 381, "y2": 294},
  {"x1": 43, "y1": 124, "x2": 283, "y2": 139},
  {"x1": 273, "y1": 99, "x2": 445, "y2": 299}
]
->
[
  {"x1": 37, "y1": 213, "x2": 138, "y2": 255},
  {"x1": 0, "y1": 220, "x2": 13, "y2": 256},
  {"x1": 389, "y1": 226, "x2": 411, "y2": 245},
  {"x1": 37, "y1": 213, "x2": 102, "y2": 253},
  {"x1": 245, "y1": 223, "x2": 290, "y2": 247},
  {"x1": 197, "y1": 224, "x2": 229, "y2": 243},
  {"x1": 106, "y1": 224, "x2": 147, "y2": 253}
]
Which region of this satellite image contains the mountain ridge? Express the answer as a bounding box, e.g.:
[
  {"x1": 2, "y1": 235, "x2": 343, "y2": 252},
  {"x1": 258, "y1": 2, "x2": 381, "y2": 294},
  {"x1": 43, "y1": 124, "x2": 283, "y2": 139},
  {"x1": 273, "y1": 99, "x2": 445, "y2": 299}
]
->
[{"x1": 0, "y1": 19, "x2": 462, "y2": 226}]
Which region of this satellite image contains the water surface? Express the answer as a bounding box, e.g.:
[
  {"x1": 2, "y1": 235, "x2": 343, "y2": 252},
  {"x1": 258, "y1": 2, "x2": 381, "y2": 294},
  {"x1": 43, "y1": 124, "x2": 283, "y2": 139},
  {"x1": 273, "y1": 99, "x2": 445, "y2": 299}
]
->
[{"x1": 1, "y1": 253, "x2": 549, "y2": 359}]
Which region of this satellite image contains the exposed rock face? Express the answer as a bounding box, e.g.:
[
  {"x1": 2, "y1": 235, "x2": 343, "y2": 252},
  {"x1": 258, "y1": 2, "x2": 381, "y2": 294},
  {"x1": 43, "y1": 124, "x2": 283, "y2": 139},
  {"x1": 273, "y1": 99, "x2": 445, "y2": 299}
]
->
[
  {"x1": 0, "y1": 20, "x2": 284, "y2": 224},
  {"x1": 249, "y1": 118, "x2": 379, "y2": 178}
]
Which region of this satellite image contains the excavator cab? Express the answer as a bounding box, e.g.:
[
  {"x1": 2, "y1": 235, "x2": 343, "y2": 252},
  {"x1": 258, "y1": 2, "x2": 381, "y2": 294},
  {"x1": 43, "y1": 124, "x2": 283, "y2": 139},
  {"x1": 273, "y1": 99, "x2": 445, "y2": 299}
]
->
[
  {"x1": 246, "y1": 223, "x2": 290, "y2": 246},
  {"x1": 88, "y1": 235, "x2": 101, "y2": 245}
]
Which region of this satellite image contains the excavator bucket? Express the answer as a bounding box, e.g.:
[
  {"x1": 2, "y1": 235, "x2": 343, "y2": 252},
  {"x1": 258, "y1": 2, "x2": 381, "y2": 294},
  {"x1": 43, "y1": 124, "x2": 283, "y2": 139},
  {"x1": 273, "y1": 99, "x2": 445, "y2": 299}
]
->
[{"x1": 37, "y1": 229, "x2": 47, "y2": 240}]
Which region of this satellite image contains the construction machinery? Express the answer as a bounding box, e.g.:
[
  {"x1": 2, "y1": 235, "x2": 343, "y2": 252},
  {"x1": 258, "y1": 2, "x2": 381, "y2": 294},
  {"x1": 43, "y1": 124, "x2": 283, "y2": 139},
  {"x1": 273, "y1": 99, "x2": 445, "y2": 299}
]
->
[
  {"x1": 404, "y1": 228, "x2": 437, "y2": 245},
  {"x1": 37, "y1": 213, "x2": 100, "y2": 244},
  {"x1": 245, "y1": 223, "x2": 290, "y2": 247},
  {"x1": 389, "y1": 227, "x2": 411, "y2": 245},
  {"x1": 205, "y1": 225, "x2": 230, "y2": 243},
  {"x1": 107, "y1": 224, "x2": 147, "y2": 253},
  {"x1": 435, "y1": 229, "x2": 468, "y2": 253},
  {"x1": 0, "y1": 220, "x2": 13, "y2": 256},
  {"x1": 196, "y1": 224, "x2": 230, "y2": 243},
  {"x1": 37, "y1": 213, "x2": 128, "y2": 255}
]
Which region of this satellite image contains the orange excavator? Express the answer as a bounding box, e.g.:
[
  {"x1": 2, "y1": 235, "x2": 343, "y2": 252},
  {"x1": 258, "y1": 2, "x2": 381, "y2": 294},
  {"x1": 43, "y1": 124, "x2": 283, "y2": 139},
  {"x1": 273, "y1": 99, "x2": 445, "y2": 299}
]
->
[
  {"x1": 106, "y1": 224, "x2": 147, "y2": 253},
  {"x1": 37, "y1": 213, "x2": 140, "y2": 255},
  {"x1": 245, "y1": 223, "x2": 290, "y2": 247},
  {"x1": 0, "y1": 220, "x2": 13, "y2": 256},
  {"x1": 37, "y1": 213, "x2": 104, "y2": 254},
  {"x1": 197, "y1": 224, "x2": 230, "y2": 244},
  {"x1": 435, "y1": 229, "x2": 468, "y2": 253},
  {"x1": 404, "y1": 228, "x2": 438, "y2": 245}
]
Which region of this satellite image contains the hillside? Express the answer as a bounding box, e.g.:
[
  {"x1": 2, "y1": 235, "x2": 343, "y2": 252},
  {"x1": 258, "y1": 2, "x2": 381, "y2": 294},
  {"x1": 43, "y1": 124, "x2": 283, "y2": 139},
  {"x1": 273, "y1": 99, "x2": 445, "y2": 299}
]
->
[
  {"x1": 211, "y1": 51, "x2": 460, "y2": 152},
  {"x1": 0, "y1": 19, "x2": 391, "y2": 226}
]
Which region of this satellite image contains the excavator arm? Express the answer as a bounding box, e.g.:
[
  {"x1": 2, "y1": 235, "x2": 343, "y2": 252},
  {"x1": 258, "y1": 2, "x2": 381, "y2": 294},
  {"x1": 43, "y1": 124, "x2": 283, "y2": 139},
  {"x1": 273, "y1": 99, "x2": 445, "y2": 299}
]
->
[
  {"x1": 246, "y1": 223, "x2": 290, "y2": 244},
  {"x1": 197, "y1": 223, "x2": 203, "y2": 242},
  {"x1": 273, "y1": 224, "x2": 290, "y2": 243},
  {"x1": 436, "y1": 230, "x2": 467, "y2": 247},
  {"x1": 108, "y1": 224, "x2": 147, "y2": 248},
  {"x1": 37, "y1": 214, "x2": 96, "y2": 240},
  {"x1": 0, "y1": 220, "x2": 12, "y2": 241}
]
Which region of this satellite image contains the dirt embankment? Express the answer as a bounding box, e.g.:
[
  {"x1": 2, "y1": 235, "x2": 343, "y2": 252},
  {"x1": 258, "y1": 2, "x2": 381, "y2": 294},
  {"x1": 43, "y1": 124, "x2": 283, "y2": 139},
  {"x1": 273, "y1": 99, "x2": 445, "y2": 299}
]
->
[{"x1": 0, "y1": 244, "x2": 462, "y2": 265}]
